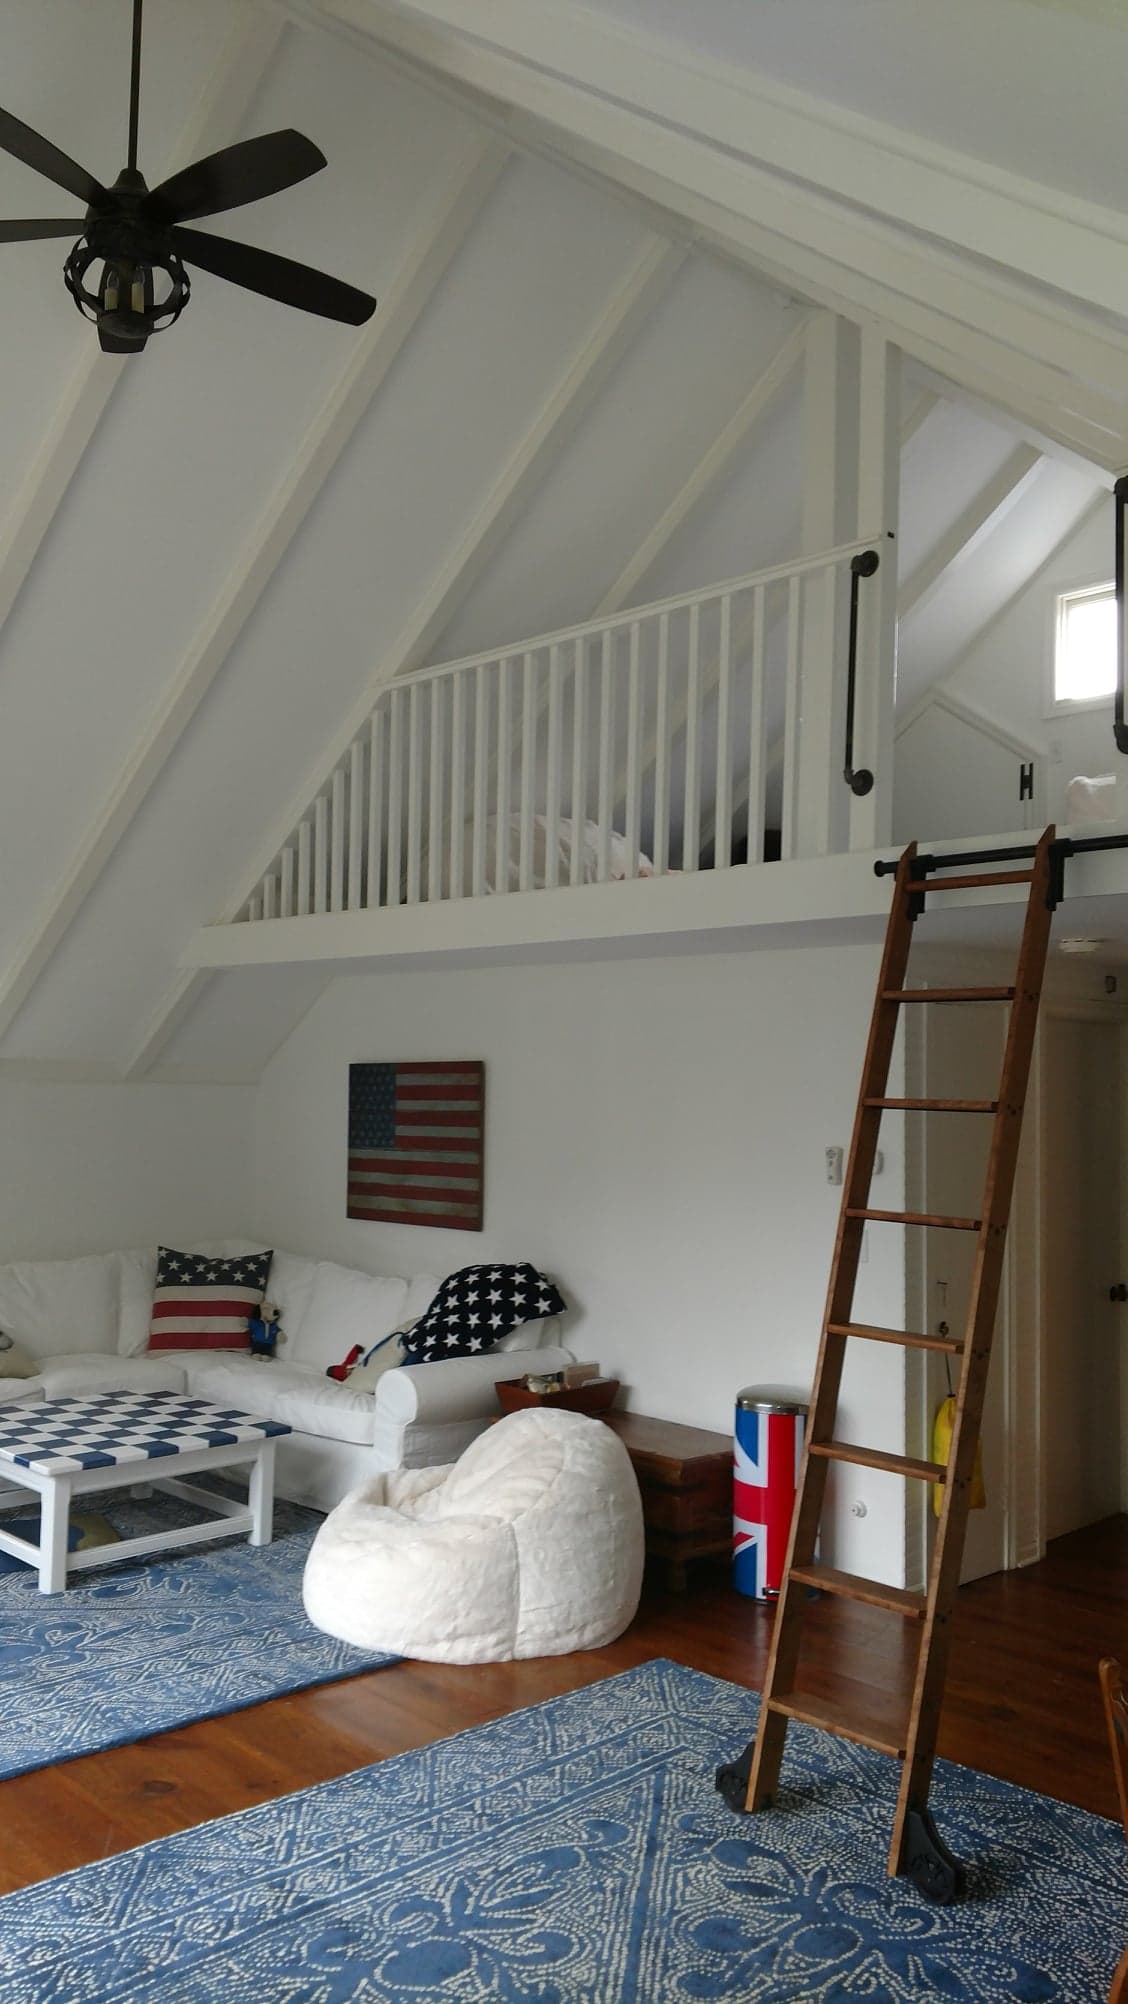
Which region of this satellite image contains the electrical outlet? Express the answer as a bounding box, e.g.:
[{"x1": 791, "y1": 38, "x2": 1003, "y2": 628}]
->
[{"x1": 825, "y1": 1146, "x2": 843, "y2": 1184}]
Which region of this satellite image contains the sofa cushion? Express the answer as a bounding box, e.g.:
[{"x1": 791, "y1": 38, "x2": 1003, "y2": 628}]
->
[
  {"x1": 117, "y1": 1249, "x2": 158, "y2": 1356},
  {"x1": 0, "y1": 1253, "x2": 119, "y2": 1359},
  {"x1": 293, "y1": 1263, "x2": 409, "y2": 1376},
  {"x1": 264, "y1": 1250, "x2": 319, "y2": 1350},
  {"x1": 40, "y1": 1354, "x2": 189, "y2": 1399},
  {"x1": 0, "y1": 1332, "x2": 38, "y2": 1378},
  {"x1": 183, "y1": 1356, "x2": 377, "y2": 1447},
  {"x1": 149, "y1": 1247, "x2": 272, "y2": 1353}
]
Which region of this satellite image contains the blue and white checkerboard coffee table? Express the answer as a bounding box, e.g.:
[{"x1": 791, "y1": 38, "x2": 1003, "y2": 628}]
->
[{"x1": 0, "y1": 1392, "x2": 292, "y2": 1593}]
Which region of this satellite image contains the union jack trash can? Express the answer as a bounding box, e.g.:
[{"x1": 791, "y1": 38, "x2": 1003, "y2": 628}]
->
[{"x1": 733, "y1": 1386, "x2": 808, "y2": 1600}]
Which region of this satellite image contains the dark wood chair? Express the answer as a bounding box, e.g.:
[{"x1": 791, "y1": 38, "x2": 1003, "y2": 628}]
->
[{"x1": 1101, "y1": 1661, "x2": 1128, "y2": 2004}]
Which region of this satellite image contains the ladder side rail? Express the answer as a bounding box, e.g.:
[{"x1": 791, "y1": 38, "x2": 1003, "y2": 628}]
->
[
  {"x1": 746, "y1": 839, "x2": 921, "y2": 1811},
  {"x1": 888, "y1": 825, "x2": 1057, "y2": 1875}
]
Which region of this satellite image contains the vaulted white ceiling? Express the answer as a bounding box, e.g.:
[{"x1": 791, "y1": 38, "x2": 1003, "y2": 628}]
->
[{"x1": 0, "y1": 0, "x2": 1118, "y2": 1081}]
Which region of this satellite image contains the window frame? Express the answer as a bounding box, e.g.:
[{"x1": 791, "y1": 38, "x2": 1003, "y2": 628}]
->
[{"x1": 1045, "y1": 573, "x2": 1118, "y2": 719}]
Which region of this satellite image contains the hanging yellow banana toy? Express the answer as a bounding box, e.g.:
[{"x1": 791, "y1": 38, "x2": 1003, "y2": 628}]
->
[{"x1": 931, "y1": 1396, "x2": 987, "y2": 1518}]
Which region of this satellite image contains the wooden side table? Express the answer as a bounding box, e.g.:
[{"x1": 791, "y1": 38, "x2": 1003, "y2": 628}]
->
[{"x1": 603, "y1": 1411, "x2": 731, "y2": 1591}]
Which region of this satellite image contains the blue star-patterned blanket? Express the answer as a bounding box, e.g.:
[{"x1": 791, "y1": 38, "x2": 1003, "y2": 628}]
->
[{"x1": 400, "y1": 1261, "x2": 566, "y2": 1361}]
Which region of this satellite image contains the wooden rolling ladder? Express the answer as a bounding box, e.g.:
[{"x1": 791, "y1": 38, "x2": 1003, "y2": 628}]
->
[{"x1": 716, "y1": 825, "x2": 1059, "y2": 1903}]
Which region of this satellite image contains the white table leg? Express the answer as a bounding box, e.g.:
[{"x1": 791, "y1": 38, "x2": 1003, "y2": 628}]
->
[
  {"x1": 40, "y1": 1478, "x2": 71, "y2": 1593},
  {"x1": 248, "y1": 1441, "x2": 276, "y2": 1546}
]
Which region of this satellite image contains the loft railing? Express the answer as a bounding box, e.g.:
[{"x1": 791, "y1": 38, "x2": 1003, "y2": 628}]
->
[{"x1": 240, "y1": 536, "x2": 881, "y2": 922}]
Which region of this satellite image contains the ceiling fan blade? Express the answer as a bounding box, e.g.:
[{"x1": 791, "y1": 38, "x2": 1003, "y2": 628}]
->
[
  {"x1": 143, "y1": 130, "x2": 326, "y2": 226},
  {"x1": 171, "y1": 226, "x2": 376, "y2": 326},
  {"x1": 0, "y1": 106, "x2": 105, "y2": 206},
  {"x1": 0, "y1": 217, "x2": 84, "y2": 242}
]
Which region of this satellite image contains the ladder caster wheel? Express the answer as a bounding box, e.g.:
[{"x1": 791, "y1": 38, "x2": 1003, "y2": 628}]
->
[
  {"x1": 904, "y1": 1809, "x2": 967, "y2": 1905},
  {"x1": 714, "y1": 1744, "x2": 754, "y2": 1813}
]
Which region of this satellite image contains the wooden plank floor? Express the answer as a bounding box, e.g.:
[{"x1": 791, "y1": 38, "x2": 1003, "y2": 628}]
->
[{"x1": 0, "y1": 1512, "x2": 1124, "y2": 1895}]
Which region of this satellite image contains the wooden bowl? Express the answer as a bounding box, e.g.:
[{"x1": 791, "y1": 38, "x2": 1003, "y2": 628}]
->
[{"x1": 494, "y1": 1377, "x2": 620, "y2": 1416}]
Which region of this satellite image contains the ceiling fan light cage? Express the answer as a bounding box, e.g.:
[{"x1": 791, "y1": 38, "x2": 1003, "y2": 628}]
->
[{"x1": 62, "y1": 236, "x2": 190, "y2": 342}]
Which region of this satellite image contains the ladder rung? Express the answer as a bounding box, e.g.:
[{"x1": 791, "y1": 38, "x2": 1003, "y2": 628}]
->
[
  {"x1": 847, "y1": 1207, "x2": 981, "y2": 1231},
  {"x1": 827, "y1": 1320, "x2": 964, "y2": 1356},
  {"x1": 881, "y1": 986, "x2": 1015, "y2": 1004},
  {"x1": 909, "y1": 869, "x2": 1033, "y2": 893},
  {"x1": 810, "y1": 1440, "x2": 947, "y2": 1483},
  {"x1": 865, "y1": 1097, "x2": 998, "y2": 1113},
  {"x1": 768, "y1": 1688, "x2": 908, "y2": 1759},
  {"x1": 789, "y1": 1562, "x2": 927, "y2": 1619}
]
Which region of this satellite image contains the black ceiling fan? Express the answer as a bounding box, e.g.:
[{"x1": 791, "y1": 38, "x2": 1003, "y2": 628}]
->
[{"x1": 0, "y1": 0, "x2": 377, "y2": 353}]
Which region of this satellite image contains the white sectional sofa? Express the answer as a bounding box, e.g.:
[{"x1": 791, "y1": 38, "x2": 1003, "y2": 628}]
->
[{"x1": 0, "y1": 1242, "x2": 570, "y2": 1513}]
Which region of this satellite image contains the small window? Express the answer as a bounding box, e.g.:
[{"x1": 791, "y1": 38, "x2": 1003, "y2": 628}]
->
[{"x1": 1053, "y1": 582, "x2": 1117, "y2": 708}]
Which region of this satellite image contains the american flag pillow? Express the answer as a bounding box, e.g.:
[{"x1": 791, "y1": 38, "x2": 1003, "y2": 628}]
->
[{"x1": 148, "y1": 1246, "x2": 273, "y2": 1353}]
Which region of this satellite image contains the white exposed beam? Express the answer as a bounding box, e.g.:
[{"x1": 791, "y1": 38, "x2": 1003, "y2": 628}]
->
[
  {"x1": 325, "y1": 0, "x2": 1128, "y2": 327},
  {"x1": 898, "y1": 446, "x2": 1043, "y2": 623},
  {"x1": 900, "y1": 387, "x2": 938, "y2": 450},
  {"x1": 0, "y1": 137, "x2": 511, "y2": 1053},
  {"x1": 0, "y1": 7, "x2": 289, "y2": 647},
  {"x1": 309, "y1": 0, "x2": 1128, "y2": 466},
  {"x1": 594, "y1": 315, "x2": 808, "y2": 616},
  {"x1": 128, "y1": 231, "x2": 685, "y2": 1074}
]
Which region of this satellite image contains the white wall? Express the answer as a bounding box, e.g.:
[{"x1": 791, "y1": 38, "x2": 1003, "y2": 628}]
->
[
  {"x1": 0, "y1": 1080, "x2": 255, "y2": 1261},
  {"x1": 253, "y1": 944, "x2": 909, "y2": 1580},
  {"x1": 941, "y1": 505, "x2": 1119, "y2": 822}
]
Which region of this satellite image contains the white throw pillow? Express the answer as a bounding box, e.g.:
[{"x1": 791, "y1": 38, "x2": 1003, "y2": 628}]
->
[
  {"x1": 263, "y1": 1250, "x2": 319, "y2": 1350},
  {"x1": 346, "y1": 1331, "x2": 406, "y2": 1391},
  {"x1": 402, "y1": 1273, "x2": 440, "y2": 1325},
  {"x1": 0, "y1": 1254, "x2": 119, "y2": 1359},
  {"x1": 293, "y1": 1261, "x2": 409, "y2": 1375},
  {"x1": 117, "y1": 1248, "x2": 158, "y2": 1356}
]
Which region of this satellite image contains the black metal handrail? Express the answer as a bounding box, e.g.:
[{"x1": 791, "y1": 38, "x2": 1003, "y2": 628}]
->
[
  {"x1": 874, "y1": 829, "x2": 1128, "y2": 911},
  {"x1": 844, "y1": 549, "x2": 880, "y2": 796},
  {"x1": 1115, "y1": 477, "x2": 1128, "y2": 754}
]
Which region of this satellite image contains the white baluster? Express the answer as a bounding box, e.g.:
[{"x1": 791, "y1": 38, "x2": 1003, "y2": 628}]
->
[
  {"x1": 297, "y1": 819, "x2": 312, "y2": 916},
  {"x1": 624, "y1": 620, "x2": 642, "y2": 879},
  {"x1": 314, "y1": 795, "x2": 329, "y2": 915},
  {"x1": 330, "y1": 769, "x2": 346, "y2": 912},
  {"x1": 653, "y1": 612, "x2": 670, "y2": 876},
  {"x1": 367, "y1": 708, "x2": 384, "y2": 909},
  {"x1": 279, "y1": 845, "x2": 295, "y2": 919},
  {"x1": 495, "y1": 657, "x2": 511, "y2": 895},
  {"x1": 261, "y1": 874, "x2": 277, "y2": 921},
  {"x1": 714, "y1": 593, "x2": 733, "y2": 869},
  {"x1": 247, "y1": 893, "x2": 262, "y2": 923},
  {"x1": 781, "y1": 573, "x2": 803, "y2": 861},
  {"x1": 597, "y1": 629, "x2": 613, "y2": 882},
  {"x1": 386, "y1": 686, "x2": 404, "y2": 908},
  {"x1": 746, "y1": 586, "x2": 766, "y2": 864},
  {"x1": 428, "y1": 679, "x2": 445, "y2": 904},
  {"x1": 519, "y1": 650, "x2": 536, "y2": 893},
  {"x1": 570, "y1": 636, "x2": 587, "y2": 886},
  {"x1": 450, "y1": 670, "x2": 466, "y2": 902},
  {"x1": 348, "y1": 740, "x2": 365, "y2": 911},
  {"x1": 406, "y1": 684, "x2": 423, "y2": 905},
  {"x1": 683, "y1": 601, "x2": 701, "y2": 872},
  {"x1": 544, "y1": 643, "x2": 562, "y2": 890},
  {"x1": 472, "y1": 662, "x2": 489, "y2": 899}
]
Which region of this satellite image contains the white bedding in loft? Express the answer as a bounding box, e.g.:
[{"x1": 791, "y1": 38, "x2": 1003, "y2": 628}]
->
[
  {"x1": 456, "y1": 814, "x2": 655, "y2": 893},
  {"x1": 1065, "y1": 774, "x2": 1120, "y2": 823}
]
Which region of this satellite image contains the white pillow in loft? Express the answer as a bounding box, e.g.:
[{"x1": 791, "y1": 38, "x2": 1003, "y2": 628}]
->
[{"x1": 294, "y1": 1261, "x2": 409, "y2": 1375}]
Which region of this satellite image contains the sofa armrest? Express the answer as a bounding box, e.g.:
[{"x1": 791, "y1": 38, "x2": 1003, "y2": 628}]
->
[{"x1": 375, "y1": 1345, "x2": 573, "y2": 1428}]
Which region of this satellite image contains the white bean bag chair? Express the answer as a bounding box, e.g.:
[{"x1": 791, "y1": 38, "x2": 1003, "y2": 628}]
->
[{"x1": 302, "y1": 1406, "x2": 645, "y2": 1662}]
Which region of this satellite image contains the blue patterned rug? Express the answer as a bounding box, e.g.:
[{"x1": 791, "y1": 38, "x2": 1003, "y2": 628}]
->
[
  {"x1": 0, "y1": 1486, "x2": 394, "y2": 1779},
  {"x1": 0, "y1": 1658, "x2": 1122, "y2": 2002}
]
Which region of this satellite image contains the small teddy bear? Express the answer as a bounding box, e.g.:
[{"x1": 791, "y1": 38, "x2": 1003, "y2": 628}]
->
[{"x1": 247, "y1": 1303, "x2": 282, "y2": 1361}]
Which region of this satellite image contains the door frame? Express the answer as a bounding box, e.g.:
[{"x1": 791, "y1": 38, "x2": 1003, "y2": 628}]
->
[{"x1": 903, "y1": 962, "x2": 1128, "y2": 1591}]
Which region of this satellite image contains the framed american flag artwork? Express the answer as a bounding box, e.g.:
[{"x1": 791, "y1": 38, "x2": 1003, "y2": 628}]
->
[{"x1": 346, "y1": 1061, "x2": 485, "y2": 1230}]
